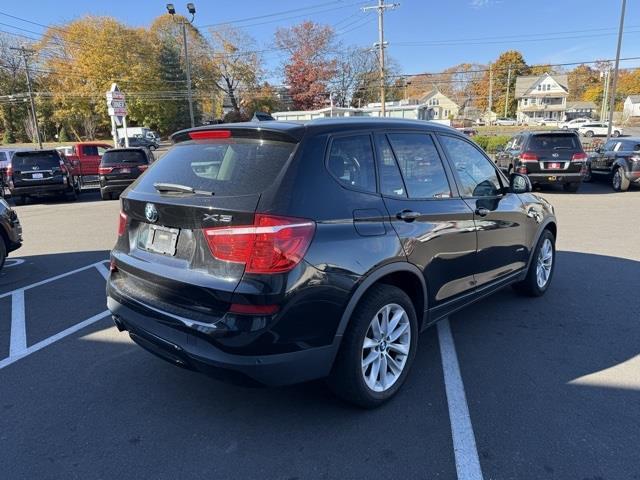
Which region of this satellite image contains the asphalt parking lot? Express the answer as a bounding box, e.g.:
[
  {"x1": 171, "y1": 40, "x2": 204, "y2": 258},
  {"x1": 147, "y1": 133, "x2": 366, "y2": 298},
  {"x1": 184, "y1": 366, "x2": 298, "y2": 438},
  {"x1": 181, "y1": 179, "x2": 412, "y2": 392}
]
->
[{"x1": 1, "y1": 181, "x2": 639, "y2": 480}]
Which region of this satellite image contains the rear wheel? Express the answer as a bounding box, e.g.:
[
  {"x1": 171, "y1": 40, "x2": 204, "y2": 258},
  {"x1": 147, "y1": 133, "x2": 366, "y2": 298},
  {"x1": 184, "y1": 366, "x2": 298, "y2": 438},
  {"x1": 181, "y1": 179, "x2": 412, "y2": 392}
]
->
[
  {"x1": 582, "y1": 165, "x2": 593, "y2": 182},
  {"x1": 66, "y1": 186, "x2": 78, "y2": 201},
  {"x1": 0, "y1": 238, "x2": 7, "y2": 271},
  {"x1": 563, "y1": 182, "x2": 580, "y2": 192},
  {"x1": 612, "y1": 130, "x2": 621, "y2": 138},
  {"x1": 584, "y1": 130, "x2": 594, "y2": 137},
  {"x1": 13, "y1": 195, "x2": 25, "y2": 206},
  {"x1": 328, "y1": 284, "x2": 418, "y2": 408},
  {"x1": 513, "y1": 229, "x2": 555, "y2": 297},
  {"x1": 612, "y1": 167, "x2": 630, "y2": 192}
]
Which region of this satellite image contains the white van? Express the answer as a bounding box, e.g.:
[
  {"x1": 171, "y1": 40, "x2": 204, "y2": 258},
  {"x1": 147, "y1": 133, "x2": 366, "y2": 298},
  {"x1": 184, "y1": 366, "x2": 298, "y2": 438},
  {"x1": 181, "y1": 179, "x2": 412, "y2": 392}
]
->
[{"x1": 116, "y1": 127, "x2": 157, "y2": 142}]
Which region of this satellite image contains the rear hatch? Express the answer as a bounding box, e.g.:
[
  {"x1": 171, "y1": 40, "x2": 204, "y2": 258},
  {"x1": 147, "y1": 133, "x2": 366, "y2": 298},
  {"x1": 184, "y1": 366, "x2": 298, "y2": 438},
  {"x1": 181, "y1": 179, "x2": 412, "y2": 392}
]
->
[
  {"x1": 11, "y1": 151, "x2": 64, "y2": 186},
  {"x1": 111, "y1": 129, "x2": 300, "y2": 320},
  {"x1": 524, "y1": 133, "x2": 585, "y2": 174},
  {"x1": 100, "y1": 149, "x2": 148, "y2": 183}
]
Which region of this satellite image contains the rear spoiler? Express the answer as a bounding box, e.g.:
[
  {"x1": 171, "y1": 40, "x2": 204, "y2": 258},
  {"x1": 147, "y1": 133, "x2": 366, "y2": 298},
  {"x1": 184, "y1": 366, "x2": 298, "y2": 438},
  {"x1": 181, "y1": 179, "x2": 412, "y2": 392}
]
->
[{"x1": 170, "y1": 126, "x2": 303, "y2": 145}]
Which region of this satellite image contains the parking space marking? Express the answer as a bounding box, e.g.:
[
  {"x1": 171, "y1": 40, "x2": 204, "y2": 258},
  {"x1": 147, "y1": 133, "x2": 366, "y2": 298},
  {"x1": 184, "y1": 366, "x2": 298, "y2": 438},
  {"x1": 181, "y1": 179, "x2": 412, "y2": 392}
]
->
[
  {"x1": 4, "y1": 258, "x2": 25, "y2": 268},
  {"x1": 9, "y1": 290, "x2": 26, "y2": 356},
  {"x1": 438, "y1": 318, "x2": 484, "y2": 480},
  {"x1": 0, "y1": 260, "x2": 110, "y2": 371}
]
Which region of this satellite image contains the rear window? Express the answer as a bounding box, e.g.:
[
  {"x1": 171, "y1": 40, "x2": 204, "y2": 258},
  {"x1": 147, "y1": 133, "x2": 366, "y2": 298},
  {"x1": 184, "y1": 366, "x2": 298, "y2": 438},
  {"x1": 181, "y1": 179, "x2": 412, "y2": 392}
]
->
[
  {"x1": 135, "y1": 138, "x2": 296, "y2": 196},
  {"x1": 102, "y1": 150, "x2": 147, "y2": 165},
  {"x1": 12, "y1": 152, "x2": 60, "y2": 170},
  {"x1": 528, "y1": 134, "x2": 579, "y2": 150}
]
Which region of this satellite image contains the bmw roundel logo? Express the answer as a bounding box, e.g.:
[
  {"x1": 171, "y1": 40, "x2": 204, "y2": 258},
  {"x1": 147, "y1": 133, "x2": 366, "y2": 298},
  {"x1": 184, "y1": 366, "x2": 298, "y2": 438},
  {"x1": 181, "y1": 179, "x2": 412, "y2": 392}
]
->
[{"x1": 145, "y1": 203, "x2": 159, "y2": 223}]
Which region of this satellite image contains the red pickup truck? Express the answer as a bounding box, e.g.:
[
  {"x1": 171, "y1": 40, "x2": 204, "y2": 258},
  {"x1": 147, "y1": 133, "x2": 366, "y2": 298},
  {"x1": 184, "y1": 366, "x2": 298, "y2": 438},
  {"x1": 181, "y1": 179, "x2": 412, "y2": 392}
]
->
[{"x1": 60, "y1": 142, "x2": 112, "y2": 187}]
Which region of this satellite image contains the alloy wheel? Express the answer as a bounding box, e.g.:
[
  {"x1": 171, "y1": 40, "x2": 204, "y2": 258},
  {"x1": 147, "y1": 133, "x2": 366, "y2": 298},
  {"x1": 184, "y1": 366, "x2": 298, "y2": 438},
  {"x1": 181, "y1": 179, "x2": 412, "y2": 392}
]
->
[
  {"x1": 361, "y1": 303, "x2": 411, "y2": 393},
  {"x1": 613, "y1": 169, "x2": 622, "y2": 190},
  {"x1": 536, "y1": 238, "x2": 553, "y2": 289}
]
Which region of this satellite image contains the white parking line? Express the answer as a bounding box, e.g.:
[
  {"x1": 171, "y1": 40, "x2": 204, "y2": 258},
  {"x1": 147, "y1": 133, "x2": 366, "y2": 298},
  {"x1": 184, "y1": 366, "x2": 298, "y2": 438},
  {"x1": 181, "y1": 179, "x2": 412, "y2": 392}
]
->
[
  {"x1": 438, "y1": 318, "x2": 484, "y2": 480},
  {"x1": 9, "y1": 290, "x2": 26, "y2": 357},
  {"x1": 0, "y1": 261, "x2": 111, "y2": 370}
]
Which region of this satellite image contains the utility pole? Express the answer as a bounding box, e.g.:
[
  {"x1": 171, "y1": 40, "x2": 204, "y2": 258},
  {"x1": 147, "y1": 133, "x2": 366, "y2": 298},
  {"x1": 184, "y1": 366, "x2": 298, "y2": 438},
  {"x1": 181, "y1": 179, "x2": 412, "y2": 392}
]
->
[
  {"x1": 600, "y1": 69, "x2": 610, "y2": 122},
  {"x1": 11, "y1": 46, "x2": 42, "y2": 149},
  {"x1": 181, "y1": 21, "x2": 195, "y2": 128},
  {"x1": 504, "y1": 66, "x2": 512, "y2": 118},
  {"x1": 488, "y1": 63, "x2": 493, "y2": 118},
  {"x1": 606, "y1": 0, "x2": 626, "y2": 140},
  {"x1": 363, "y1": 0, "x2": 399, "y2": 117}
]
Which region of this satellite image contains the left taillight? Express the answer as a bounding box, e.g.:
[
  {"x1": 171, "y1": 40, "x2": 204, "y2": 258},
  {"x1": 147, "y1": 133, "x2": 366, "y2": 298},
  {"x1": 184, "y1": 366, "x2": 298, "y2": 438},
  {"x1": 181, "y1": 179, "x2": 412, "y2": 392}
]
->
[
  {"x1": 203, "y1": 214, "x2": 315, "y2": 274},
  {"x1": 117, "y1": 211, "x2": 127, "y2": 236},
  {"x1": 138, "y1": 164, "x2": 149, "y2": 172}
]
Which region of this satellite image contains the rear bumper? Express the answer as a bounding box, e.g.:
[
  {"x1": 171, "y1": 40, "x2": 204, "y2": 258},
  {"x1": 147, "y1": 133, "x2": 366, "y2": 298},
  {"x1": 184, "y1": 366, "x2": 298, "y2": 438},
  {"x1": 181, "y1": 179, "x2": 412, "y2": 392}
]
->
[
  {"x1": 10, "y1": 182, "x2": 68, "y2": 195},
  {"x1": 527, "y1": 173, "x2": 583, "y2": 184},
  {"x1": 107, "y1": 296, "x2": 339, "y2": 386},
  {"x1": 100, "y1": 179, "x2": 135, "y2": 193}
]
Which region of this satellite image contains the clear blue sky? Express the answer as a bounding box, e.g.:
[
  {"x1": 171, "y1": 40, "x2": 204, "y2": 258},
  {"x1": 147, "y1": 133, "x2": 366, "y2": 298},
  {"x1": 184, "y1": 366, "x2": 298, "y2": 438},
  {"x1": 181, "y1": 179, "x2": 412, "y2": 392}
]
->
[{"x1": 1, "y1": 0, "x2": 639, "y2": 76}]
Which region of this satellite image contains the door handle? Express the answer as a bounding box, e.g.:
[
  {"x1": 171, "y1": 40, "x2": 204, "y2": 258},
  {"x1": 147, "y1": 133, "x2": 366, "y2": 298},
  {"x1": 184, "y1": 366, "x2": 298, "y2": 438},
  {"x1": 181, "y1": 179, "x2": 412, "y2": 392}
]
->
[
  {"x1": 475, "y1": 207, "x2": 490, "y2": 217},
  {"x1": 396, "y1": 210, "x2": 421, "y2": 222}
]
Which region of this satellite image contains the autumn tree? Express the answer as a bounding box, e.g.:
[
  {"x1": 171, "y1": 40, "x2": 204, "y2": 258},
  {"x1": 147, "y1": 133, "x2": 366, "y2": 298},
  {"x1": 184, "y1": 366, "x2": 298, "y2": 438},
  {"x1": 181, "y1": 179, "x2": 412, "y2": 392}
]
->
[
  {"x1": 567, "y1": 64, "x2": 600, "y2": 101},
  {"x1": 275, "y1": 21, "x2": 336, "y2": 110}
]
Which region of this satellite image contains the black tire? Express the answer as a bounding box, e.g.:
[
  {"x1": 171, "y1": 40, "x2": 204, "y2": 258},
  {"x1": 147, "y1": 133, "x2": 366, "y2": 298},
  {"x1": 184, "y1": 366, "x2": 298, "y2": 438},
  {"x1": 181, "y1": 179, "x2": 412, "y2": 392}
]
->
[
  {"x1": 100, "y1": 190, "x2": 111, "y2": 200},
  {"x1": 327, "y1": 284, "x2": 419, "y2": 408},
  {"x1": 13, "y1": 195, "x2": 25, "y2": 206},
  {"x1": 612, "y1": 130, "x2": 621, "y2": 138},
  {"x1": 66, "y1": 186, "x2": 78, "y2": 202},
  {"x1": 582, "y1": 165, "x2": 593, "y2": 183},
  {"x1": 0, "y1": 238, "x2": 6, "y2": 271},
  {"x1": 563, "y1": 182, "x2": 580, "y2": 193},
  {"x1": 513, "y1": 229, "x2": 555, "y2": 297},
  {"x1": 612, "y1": 167, "x2": 630, "y2": 192},
  {"x1": 584, "y1": 130, "x2": 594, "y2": 137}
]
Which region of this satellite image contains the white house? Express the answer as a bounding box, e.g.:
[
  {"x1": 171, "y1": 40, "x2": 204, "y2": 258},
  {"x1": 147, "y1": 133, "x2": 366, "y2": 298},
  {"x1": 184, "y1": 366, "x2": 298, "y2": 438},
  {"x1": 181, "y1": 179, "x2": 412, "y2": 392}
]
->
[
  {"x1": 623, "y1": 95, "x2": 640, "y2": 118},
  {"x1": 515, "y1": 73, "x2": 569, "y2": 123},
  {"x1": 272, "y1": 100, "x2": 437, "y2": 122}
]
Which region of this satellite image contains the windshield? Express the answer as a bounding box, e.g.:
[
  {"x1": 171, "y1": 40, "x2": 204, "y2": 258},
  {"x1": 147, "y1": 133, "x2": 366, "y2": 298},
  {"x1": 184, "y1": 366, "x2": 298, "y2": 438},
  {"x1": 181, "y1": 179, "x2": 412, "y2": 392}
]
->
[
  {"x1": 12, "y1": 151, "x2": 60, "y2": 170},
  {"x1": 135, "y1": 138, "x2": 296, "y2": 196},
  {"x1": 101, "y1": 150, "x2": 147, "y2": 165}
]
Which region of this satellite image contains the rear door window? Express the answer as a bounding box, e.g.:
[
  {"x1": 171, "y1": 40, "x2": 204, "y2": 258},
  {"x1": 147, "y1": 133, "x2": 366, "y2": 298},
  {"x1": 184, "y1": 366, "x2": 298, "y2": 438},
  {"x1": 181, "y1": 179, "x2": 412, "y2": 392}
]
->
[
  {"x1": 82, "y1": 146, "x2": 98, "y2": 156},
  {"x1": 136, "y1": 138, "x2": 296, "y2": 196},
  {"x1": 528, "y1": 134, "x2": 578, "y2": 151},
  {"x1": 327, "y1": 135, "x2": 377, "y2": 193},
  {"x1": 12, "y1": 152, "x2": 60, "y2": 170},
  {"x1": 102, "y1": 150, "x2": 147, "y2": 165}
]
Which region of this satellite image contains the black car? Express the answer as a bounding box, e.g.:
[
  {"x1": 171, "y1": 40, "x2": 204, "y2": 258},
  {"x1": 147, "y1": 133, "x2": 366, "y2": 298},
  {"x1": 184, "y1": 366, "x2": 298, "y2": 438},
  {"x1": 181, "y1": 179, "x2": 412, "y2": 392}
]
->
[
  {"x1": 7, "y1": 150, "x2": 79, "y2": 204},
  {"x1": 494, "y1": 131, "x2": 587, "y2": 192},
  {"x1": 0, "y1": 196, "x2": 22, "y2": 270},
  {"x1": 119, "y1": 136, "x2": 159, "y2": 150},
  {"x1": 99, "y1": 148, "x2": 153, "y2": 200},
  {"x1": 585, "y1": 137, "x2": 640, "y2": 191},
  {"x1": 107, "y1": 119, "x2": 557, "y2": 407}
]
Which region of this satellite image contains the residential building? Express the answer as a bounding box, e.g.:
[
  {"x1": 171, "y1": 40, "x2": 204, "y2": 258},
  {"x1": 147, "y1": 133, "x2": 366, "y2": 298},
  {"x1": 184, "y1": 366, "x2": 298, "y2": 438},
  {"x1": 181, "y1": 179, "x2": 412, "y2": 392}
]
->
[
  {"x1": 623, "y1": 95, "x2": 640, "y2": 118},
  {"x1": 565, "y1": 101, "x2": 597, "y2": 120},
  {"x1": 272, "y1": 100, "x2": 442, "y2": 122},
  {"x1": 419, "y1": 90, "x2": 460, "y2": 120},
  {"x1": 515, "y1": 73, "x2": 569, "y2": 123}
]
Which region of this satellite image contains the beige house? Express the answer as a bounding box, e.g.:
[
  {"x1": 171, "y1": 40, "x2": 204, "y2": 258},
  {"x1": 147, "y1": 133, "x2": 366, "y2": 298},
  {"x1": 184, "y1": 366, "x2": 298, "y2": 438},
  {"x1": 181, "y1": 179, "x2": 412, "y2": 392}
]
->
[
  {"x1": 419, "y1": 90, "x2": 460, "y2": 120},
  {"x1": 515, "y1": 73, "x2": 569, "y2": 123}
]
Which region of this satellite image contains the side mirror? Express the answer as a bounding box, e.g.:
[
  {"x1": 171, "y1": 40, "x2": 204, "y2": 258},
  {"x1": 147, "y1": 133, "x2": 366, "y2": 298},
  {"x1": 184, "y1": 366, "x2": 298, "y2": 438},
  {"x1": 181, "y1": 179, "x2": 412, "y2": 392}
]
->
[{"x1": 510, "y1": 173, "x2": 531, "y2": 194}]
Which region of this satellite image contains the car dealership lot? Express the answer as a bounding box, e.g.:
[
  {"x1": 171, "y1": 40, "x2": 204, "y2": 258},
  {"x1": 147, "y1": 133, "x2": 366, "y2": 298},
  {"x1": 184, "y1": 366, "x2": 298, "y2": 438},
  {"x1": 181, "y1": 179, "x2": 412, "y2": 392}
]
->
[{"x1": 1, "y1": 185, "x2": 639, "y2": 480}]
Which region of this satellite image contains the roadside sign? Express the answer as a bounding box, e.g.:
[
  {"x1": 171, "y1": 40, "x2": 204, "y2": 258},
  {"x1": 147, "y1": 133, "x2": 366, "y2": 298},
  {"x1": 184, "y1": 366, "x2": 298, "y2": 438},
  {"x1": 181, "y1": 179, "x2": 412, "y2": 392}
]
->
[{"x1": 107, "y1": 83, "x2": 129, "y2": 147}]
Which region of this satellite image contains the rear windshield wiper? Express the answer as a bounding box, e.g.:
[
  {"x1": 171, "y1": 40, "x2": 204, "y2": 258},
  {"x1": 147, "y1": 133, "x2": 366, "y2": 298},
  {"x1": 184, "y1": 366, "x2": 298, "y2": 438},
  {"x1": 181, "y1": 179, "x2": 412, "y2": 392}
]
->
[
  {"x1": 553, "y1": 146, "x2": 571, "y2": 150},
  {"x1": 153, "y1": 182, "x2": 214, "y2": 196}
]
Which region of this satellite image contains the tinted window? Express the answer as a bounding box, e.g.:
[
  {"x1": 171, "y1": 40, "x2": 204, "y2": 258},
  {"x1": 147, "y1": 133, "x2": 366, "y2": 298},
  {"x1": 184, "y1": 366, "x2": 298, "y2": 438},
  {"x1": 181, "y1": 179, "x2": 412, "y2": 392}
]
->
[
  {"x1": 328, "y1": 135, "x2": 376, "y2": 192},
  {"x1": 439, "y1": 135, "x2": 502, "y2": 197},
  {"x1": 603, "y1": 140, "x2": 617, "y2": 151},
  {"x1": 387, "y1": 133, "x2": 451, "y2": 199},
  {"x1": 83, "y1": 146, "x2": 98, "y2": 156},
  {"x1": 12, "y1": 151, "x2": 60, "y2": 170},
  {"x1": 528, "y1": 134, "x2": 578, "y2": 150},
  {"x1": 136, "y1": 138, "x2": 295, "y2": 196},
  {"x1": 374, "y1": 135, "x2": 405, "y2": 197},
  {"x1": 101, "y1": 150, "x2": 147, "y2": 165}
]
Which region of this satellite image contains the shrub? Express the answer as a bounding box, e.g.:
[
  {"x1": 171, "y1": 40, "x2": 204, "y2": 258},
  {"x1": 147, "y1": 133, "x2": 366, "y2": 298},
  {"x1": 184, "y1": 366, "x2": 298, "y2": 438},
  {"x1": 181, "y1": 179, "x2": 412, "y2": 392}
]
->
[{"x1": 473, "y1": 135, "x2": 510, "y2": 154}]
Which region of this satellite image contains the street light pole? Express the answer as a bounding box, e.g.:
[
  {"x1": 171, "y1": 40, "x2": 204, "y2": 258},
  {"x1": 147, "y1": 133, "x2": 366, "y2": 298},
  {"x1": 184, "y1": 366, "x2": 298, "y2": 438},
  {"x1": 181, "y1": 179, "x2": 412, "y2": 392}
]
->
[
  {"x1": 167, "y1": 3, "x2": 196, "y2": 128},
  {"x1": 606, "y1": 0, "x2": 626, "y2": 141}
]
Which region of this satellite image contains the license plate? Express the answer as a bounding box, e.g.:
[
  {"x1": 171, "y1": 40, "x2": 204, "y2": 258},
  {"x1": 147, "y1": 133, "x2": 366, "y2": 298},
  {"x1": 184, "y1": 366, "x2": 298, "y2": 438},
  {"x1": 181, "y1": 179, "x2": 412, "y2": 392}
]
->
[
  {"x1": 548, "y1": 163, "x2": 561, "y2": 169},
  {"x1": 144, "y1": 225, "x2": 179, "y2": 256},
  {"x1": 32, "y1": 173, "x2": 43, "y2": 179},
  {"x1": 120, "y1": 168, "x2": 131, "y2": 173}
]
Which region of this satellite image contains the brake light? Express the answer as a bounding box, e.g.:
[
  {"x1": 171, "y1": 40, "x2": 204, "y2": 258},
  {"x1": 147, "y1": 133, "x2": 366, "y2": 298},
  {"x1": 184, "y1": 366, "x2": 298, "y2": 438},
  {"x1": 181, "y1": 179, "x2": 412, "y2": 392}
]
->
[
  {"x1": 59, "y1": 160, "x2": 68, "y2": 173},
  {"x1": 117, "y1": 212, "x2": 127, "y2": 236},
  {"x1": 138, "y1": 164, "x2": 148, "y2": 172},
  {"x1": 189, "y1": 130, "x2": 232, "y2": 140},
  {"x1": 519, "y1": 152, "x2": 538, "y2": 162},
  {"x1": 99, "y1": 166, "x2": 113, "y2": 175},
  {"x1": 204, "y1": 214, "x2": 315, "y2": 274},
  {"x1": 571, "y1": 152, "x2": 587, "y2": 162}
]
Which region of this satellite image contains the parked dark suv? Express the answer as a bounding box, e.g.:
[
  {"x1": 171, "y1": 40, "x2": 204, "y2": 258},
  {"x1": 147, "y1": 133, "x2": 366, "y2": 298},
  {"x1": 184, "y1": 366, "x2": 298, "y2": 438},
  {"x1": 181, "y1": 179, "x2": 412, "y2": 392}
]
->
[
  {"x1": 585, "y1": 137, "x2": 640, "y2": 191},
  {"x1": 8, "y1": 150, "x2": 79, "y2": 204},
  {"x1": 495, "y1": 131, "x2": 587, "y2": 192},
  {"x1": 99, "y1": 147, "x2": 152, "y2": 200},
  {"x1": 0, "y1": 196, "x2": 22, "y2": 270},
  {"x1": 107, "y1": 119, "x2": 557, "y2": 407}
]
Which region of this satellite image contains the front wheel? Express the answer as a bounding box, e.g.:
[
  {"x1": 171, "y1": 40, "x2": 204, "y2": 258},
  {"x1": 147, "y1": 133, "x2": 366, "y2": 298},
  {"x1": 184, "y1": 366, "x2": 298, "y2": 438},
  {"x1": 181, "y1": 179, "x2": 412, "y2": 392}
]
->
[
  {"x1": 513, "y1": 229, "x2": 556, "y2": 297},
  {"x1": 584, "y1": 130, "x2": 594, "y2": 137},
  {"x1": 612, "y1": 167, "x2": 630, "y2": 192},
  {"x1": 328, "y1": 284, "x2": 418, "y2": 408},
  {"x1": 0, "y1": 239, "x2": 7, "y2": 271},
  {"x1": 612, "y1": 130, "x2": 621, "y2": 138}
]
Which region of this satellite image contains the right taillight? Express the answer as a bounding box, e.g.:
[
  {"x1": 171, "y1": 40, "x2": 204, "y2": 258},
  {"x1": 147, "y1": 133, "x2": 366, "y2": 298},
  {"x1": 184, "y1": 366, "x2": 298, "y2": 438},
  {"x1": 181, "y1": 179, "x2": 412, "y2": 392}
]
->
[
  {"x1": 117, "y1": 212, "x2": 127, "y2": 236},
  {"x1": 519, "y1": 152, "x2": 538, "y2": 162},
  {"x1": 99, "y1": 166, "x2": 113, "y2": 175},
  {"x1": 204, "y1": 214, "x2": 315, "y2": 274},
  {"x1": 572, "y1": 152, "x2": 587, "y2": 162}
]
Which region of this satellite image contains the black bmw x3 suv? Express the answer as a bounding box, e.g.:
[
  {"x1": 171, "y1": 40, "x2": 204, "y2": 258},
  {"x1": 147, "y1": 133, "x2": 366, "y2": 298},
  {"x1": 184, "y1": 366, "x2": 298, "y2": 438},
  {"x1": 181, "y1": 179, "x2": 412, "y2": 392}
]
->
[{"x1": 107, "y1": 119, "x2": 557, "y2": 407}]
